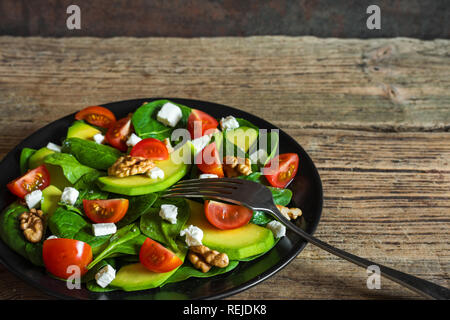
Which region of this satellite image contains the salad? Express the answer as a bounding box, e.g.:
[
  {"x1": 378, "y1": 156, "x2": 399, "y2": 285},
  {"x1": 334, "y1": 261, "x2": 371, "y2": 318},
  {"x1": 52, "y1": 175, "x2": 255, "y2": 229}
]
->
[{"x1": 0, "y1": 100, "x2": 302, "y2": 293}]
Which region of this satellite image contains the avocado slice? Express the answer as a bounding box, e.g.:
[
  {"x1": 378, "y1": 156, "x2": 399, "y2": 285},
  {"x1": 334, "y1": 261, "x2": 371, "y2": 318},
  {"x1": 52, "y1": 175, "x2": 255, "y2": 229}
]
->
[
  {"x1": 225, "y1": 126, "x2": 258, "y2": 152},
  {"x1": 67, "y1": 120, "x2": 101, "y2": 140},
  {"x1": 111, "y1": 252, "x2": 185, "y2": 291},
  {"x1": 41, "y1": 185, "x2": 62, "y2": 216},
  {"x1": 28, "y1": 148, "x2": 72, "y2": 190},
  {"x1": 97, "y1": 152, "x2": 189, "y2": 196},
  {"x1": 186, "y1": 200, "x2": 275, "y2": 260}
]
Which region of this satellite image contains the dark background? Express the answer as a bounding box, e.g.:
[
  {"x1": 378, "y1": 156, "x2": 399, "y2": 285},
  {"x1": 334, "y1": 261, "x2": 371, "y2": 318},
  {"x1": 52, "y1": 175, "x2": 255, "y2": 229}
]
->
[{"x1": 0, "y1": 0, "x2": 448, "y2": 39}]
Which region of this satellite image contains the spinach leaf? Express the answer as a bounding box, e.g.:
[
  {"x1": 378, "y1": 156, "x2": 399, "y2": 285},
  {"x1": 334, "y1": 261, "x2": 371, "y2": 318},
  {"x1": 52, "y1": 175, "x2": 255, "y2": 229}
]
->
[
  {"x1": 19, "y1": 147, "x2": 36, "y2": 174},
  {"x1": 139, "y1": 198, "x2": 190, "y2": 251},
  {"x1": 235, "y1": 118, "x2": 259, "y2": 131},
  {"x1": 73, "y1": 171, "x2": 105, "y2": 190},
  {"x1": 116, "y1": 193, "x2": 158, "y2": 228},
  {"x1": 162, "y1": 260, "x2": 239, "y2": 286},
  {"x1": 87, "y1": 223, "x2": 141, "y2": 270},
  {"x1": 84, "y1": 258, "x2": 119, "y2": 292},
  {"x1": 44, "y1": 153, "x2": 98, "y2": 184},
  {"x1": 61, "y1": 138, "x2": 122, "y2": 170},
  {"x1": 0, "y1": 202, "x2": 43, "y2": 266},
  {"x1": 131, "y1": 100, "x2": 191, "y2": 140},
  {"x1": 48, "y1": 207, "x2": 110, "y2": 253},
  {"x1": 250, "y1": 211, "x2": 273, "y2": 225}
]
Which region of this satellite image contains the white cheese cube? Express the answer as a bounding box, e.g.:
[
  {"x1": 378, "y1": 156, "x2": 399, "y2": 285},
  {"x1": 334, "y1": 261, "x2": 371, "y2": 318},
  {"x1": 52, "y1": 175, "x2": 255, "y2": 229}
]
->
[
  {"x1": 25, "y1": 190, "x2": 42, "y2": 209},
  {"x1": 92, "y1": 223, "x2": 117, "y2": 237},
  {"x1": 190, "y1": 135, "x2": 211, "y2": 155},
  {"x1": 46, "y1": 142, "x2": 61, "y2": 152},
  {"x1": 126, "y1": 133, "x2": 142, "y2": 147},
  {"x1": 163, "y1": 138, "x2": 174, "y2": 153},
  {"x1": 249, "y1": 149, "x2": 268, "y2": 165},
  {"x1": 147, "y1": 167, "x2": 165, "y2": 180},
  {"x1": 95, "y1": 265, "x2": 116, "y2": 288},
  {"x1": 199, "y1": 173, "x2": 219, "y2": 179},
  {"x1": 46, "y1": 235, "x2": 58, "y2": 240},
  {"x1": 180, "y1": 225, "x2": 203, "y2": 247},
  {"x1": 156, "y1": 102, "x2": 182, "y2": 127},
  {"x1": 93, "y1": 133, "x2": 105, "y2": 144},
  {"x1": 266, "y1": 220, "x2": 286, "y2": 238},
  {"x1": 159, "y1": 204, "x2": 178, "y2": 224},
  {"x1": 220, "y1": 116, "x2": 239, "y2": 131},
  {"x1": 60, "y1": 187, "x2": 79, "y2": 206}
]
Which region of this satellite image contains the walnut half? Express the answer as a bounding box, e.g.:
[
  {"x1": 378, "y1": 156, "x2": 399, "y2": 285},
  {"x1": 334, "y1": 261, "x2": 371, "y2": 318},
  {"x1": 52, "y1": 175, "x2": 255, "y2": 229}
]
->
[
  {"x1": 223, "y1": 156, "x2": 252, "y2": 177},
  {"x1": 276, "y1": 204, "x2": 302, "y2": 221},
  {"x1": 19, "y1": 208, "x2": 44, "y2": 243},
  {"x1": 188, "y1": 245, "x2": 229, "y2": 273},
  {"x1": 108, "y1": 155, "x2": 155, "y2": 177}
]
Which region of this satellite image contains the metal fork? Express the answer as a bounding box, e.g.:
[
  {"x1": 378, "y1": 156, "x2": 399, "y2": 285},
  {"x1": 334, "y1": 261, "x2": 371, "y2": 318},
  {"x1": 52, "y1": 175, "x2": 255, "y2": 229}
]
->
[{"x1": 162, "y1": 178, "x2": 450, "y2": 300}]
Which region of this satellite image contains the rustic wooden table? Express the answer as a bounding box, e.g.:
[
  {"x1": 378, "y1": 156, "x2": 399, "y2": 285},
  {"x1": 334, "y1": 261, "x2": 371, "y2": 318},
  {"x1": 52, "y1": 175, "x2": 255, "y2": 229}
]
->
[{"x1": 0, "y1": 36, "x2": 448, "y2": 299}]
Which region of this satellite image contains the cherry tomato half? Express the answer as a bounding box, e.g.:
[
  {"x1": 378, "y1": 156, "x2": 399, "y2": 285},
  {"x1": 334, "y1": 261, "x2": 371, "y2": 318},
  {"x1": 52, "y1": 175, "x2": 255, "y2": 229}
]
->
[
  {"x1": 139, "y1": 238, "x2": 183, "y2": 273},
  {"x1": 105, "y1": 115, "x2": 132, "y2": 152},
  {"x1": 83, "y1": 199, "x2": 129, "y2": 223},
  {"x1": 7, "y1": 165, "x2": 51, "y2": 198},
  {"x1": 43, "y1": 238, "x2": 93, "y2": 279},
  {"x1": 75, "y1": 106, "x2": 116, "y2": 128},
  {"x1": 187, "y1": 109, "x2": 219, "y2": 139},
  {"x1": 129, "y1": 138, "x2": 169, "y2": 160},
  {"x1": 263, "y1": 153, "x2": 299, "y2": 188},
  {"x1": 195, "y1": 142, "x2": 224, "y2": 177},
  {"x1": 204, "y1": 200, "x2": 253, "y2": 230}
]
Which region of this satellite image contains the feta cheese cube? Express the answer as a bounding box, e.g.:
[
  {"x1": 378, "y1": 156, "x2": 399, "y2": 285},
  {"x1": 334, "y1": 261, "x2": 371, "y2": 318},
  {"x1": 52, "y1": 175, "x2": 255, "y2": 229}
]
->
[
  {"x1": 92, "y1": 223, "x2": 117, "y2": 236},
  {"x1": 159, "y1": 204, "x2": 178, "y2": 224},
  {"x1": 156, "y1": 102, "x2": 182, "y2": 127},
  {"x1": 46, "y1": 142, "x2": 61, "y2": 152},
  {"x1": 180, "y1": 225, "x2": 203, "y2": 247},
  {"x1": 266, "y1": 220, "x2": 286, "y2": 238},
  {"x1": 249, "y1": 149, "x2": 268, "y2": 165},
  {"x1": 46, "y1": 235, "x2": 58, "y2": 240},
  {"x1": 95, "y1": 265, "x2": 116, "y2": 288},
  {"x1": 60, "y1": 187, "x2": 79, "y2": 206},
  {"x1": 147, "y1": 166, "x2": 165, "y2": 180},
  {"x1": 190, "y1": 135, "x2": 211, "y2": 155},
  {"x1": 126, "y1": 133, "x2": 142, "y2": 147},
  {"x1": 163, "y1": 138, "x2": 174, "y2": 153},
  {"x1": 25, "y1": 190, "x2": 42, "y2": 209},
  {"x1": 93, "y1": 133, "x2": 105, "y2": 144},
  {"x1": 220, "y1": 116, "x2": 239, "y2": 131},
  {"x1": 199, "y1": 173, "x2": 219, "y2": 179}
]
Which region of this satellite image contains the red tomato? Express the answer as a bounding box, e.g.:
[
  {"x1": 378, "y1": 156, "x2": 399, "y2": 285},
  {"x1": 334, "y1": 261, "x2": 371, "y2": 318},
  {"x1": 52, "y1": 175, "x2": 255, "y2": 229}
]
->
[
  {"x1": 105, "y1": 116, "x2": 132, "y2": 152},
  {"x1": 7, "y1": 165, "x2": 51, "y2": 199},
  {"x1": 139, "y1": 238, "x2": 183, "y2": 273},
  {"x1": 43, "y1": 238, "x2": 93, "y2": 279},
  {"x1": 204, "y1": 200, "x2": 253, "y2": 230},
  {"x1": 263, "y1": 153, "x2": 299, "y2": 188},
  {"x1": 187, "y1": 109, "x2": 218, "y2": 139},
  {"x1": 83, "y1": 199, "x2": 129, "y2": 223},
  {"x1": 129, "y1": 138, "x2": 169, "y2": 160},
  {"x1": 195, "y1": 142, "x2": 224, "y2": 177},
  {"x1": 75, "y1": 106, "x2": 116, "y2": 128}
]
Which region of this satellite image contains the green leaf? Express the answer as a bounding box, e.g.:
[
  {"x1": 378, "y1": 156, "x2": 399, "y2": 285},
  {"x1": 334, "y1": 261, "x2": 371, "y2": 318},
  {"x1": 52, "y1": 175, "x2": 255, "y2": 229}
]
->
[
  {"x1": 44, "y1": 153, "x2": 98, "y2": 184},
  {"x1": 87, "y1": 223, "x2": 141, "y2": 270},
  {"x1": 19, "y1": 148, "x2": 36, "y2": 174},
  {"x1": 131, "y1": 100, "x2": 191, "y2": 140},
  {"x1": 162, "y1": 260, "x2": 239, "y2": 286},
  {"x1": 116, "y1": 193, "x2": 158, "y2": 228},
  {"x1": 139, "y1": 198, "x2": 190, "y2": 251},
  {"x1": 61, "y1": 137, "x2": 122, "y2": 170},
  {"x1": 0, "y1": 202, "x2": 43, "y2": 266}
]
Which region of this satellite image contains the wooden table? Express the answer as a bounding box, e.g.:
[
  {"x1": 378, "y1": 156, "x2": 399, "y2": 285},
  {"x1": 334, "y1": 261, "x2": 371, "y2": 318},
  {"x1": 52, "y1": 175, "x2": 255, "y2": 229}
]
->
[{"x1": 0, "y1": 36, "x2": 448, "y2": 300}]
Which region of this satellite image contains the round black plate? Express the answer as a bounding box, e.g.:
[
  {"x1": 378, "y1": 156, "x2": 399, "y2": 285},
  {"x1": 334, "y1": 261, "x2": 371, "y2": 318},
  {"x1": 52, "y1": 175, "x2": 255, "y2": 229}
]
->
[{"x1": 0, "y1": 98, "x2": 323, "y2": 300}]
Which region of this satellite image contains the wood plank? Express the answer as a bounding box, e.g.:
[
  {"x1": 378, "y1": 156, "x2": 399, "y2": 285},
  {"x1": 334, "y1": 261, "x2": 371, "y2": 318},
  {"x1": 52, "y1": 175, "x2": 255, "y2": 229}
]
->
[{"x1": 0, "y1": 36, "x2": 448, "y2": 299}]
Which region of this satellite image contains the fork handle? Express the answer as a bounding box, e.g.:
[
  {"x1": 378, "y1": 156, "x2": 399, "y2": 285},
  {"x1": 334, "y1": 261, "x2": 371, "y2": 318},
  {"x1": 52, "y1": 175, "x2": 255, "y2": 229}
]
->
[{"x1": 270, "y1": 211, "x2": 450, "y2": 300}]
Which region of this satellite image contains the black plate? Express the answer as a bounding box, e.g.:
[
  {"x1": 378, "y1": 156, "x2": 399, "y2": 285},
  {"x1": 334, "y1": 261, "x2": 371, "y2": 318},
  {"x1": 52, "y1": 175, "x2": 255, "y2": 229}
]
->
[{"x1": 0, "y1": 98, "x2": 323, "y2": 300}]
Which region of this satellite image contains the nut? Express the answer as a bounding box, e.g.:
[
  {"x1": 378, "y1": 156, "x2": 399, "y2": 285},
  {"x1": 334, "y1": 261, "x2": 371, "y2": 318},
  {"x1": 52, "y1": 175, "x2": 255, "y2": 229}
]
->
[
  {"x1": 19, "y1": 208, "x2": 44, "y2": 243},
  {"x1": 223, "y1": 156, "x2": 252, "y2": 177},
  {"x1": 188, "y1": 245, "x2": 229, "y2": 273},
  {"x1": 276, "y1": 204, "x2": 302, "y2": 220},
  {"x1": 108, "y1": 155, "x2": 155, "y2": 177}
]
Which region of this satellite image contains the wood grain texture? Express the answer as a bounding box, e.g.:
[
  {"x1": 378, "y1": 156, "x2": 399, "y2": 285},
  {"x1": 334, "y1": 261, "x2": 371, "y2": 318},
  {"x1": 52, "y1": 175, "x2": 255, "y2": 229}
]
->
[{"x1": 0, "y1": 36, "x2": 448, "y2": 300}]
